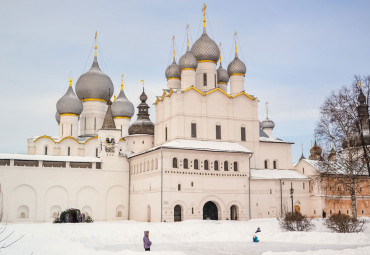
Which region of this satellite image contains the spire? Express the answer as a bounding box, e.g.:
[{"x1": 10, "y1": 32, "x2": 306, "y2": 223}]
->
[
  {"x1": 101, "y1": 98, "x2": 117, "y2": 129},
  {"x1": 299, "y1": 144, "x2": 306, "y2": 160},
  {"x1": 265, "y1": 101, "x2": 269, "y2": 118},
  {"x1": 69, "y1": 78, "x2": 72, "y2": 87},
  {"x1": 141, "y1": 80, "x2": 144, "y2": 90},
  {"x1": 234, "y1": 31, "x2": 238, "y2": 57},
  {"x1": 172, "y1": 35, "x2": 176, "y2": 62},
  {"x1": 114, "y1": 94, "x2": 116, "y2": 101},
  {"x1": 202, "y1": 3, "x2": 207, "y2": 28},
  {"x1": 121, "y1": 74, "x2": 124, "y2": 91},
  {"x1": 94, "y1": 31, "x2": 97, "y2": 57},
  {"x1": 186, "y1": 24, "x2": 190, "y2": 51}
]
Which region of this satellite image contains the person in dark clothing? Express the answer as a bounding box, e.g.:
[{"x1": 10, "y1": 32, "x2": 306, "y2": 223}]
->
[
  {"x1": 322, "y1": 210, "x2": 326, "y2": 219},
  {"x1": 143, "y1": 231, "x2": 152, "y2": 251},
  {"x1": 255, "y1": 227, "x2": 261, "y2": 233}
]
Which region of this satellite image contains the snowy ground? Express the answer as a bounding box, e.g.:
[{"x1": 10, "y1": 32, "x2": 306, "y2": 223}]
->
[{"x1": 2, "y1": 218, "x2": 370, "y2": 255}]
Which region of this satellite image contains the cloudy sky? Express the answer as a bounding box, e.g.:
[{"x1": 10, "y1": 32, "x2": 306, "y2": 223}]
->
[{"x1": 1, "y1": 0, "x2": 370, "y2": 162}]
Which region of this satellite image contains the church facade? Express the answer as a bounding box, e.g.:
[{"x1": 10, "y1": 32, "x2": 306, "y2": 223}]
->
[{"x1": 0, "y1": 11, "x2": 338, "y2": 223}]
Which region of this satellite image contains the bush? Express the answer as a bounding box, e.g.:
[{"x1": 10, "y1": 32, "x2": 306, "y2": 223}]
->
[
  {"x1": 278, "y1": 211, "x2": 314, "y2": 231},
  {"x1": 54, "y1": 208, "x2": 93, "y2": 223},
  {"x1": 325, "y1": 213, "x2": 365, "y2": 233}
]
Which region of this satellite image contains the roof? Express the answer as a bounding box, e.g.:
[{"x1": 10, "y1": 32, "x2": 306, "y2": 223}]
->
[
  {"x1": 251, "y1": 169, "x2": 310, "y2": 180},
  {"x1": 259, "y1": 137, "x2": 294, "y2": 144},
  {"x1": 0, "y1": 153, "x2": 101, "y2": 162},
  {"x1": 129, "y1": 139, "x2": 252, "y2": 158}
]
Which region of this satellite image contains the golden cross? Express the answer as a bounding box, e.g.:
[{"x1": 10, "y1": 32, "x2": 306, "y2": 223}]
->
[
  {"x1": 121, "y1": 74, "x2": 124, "y2": 90},
  {"x1": 186, "y1": 24, "x2": 189, "y2": 48},
  {"x1": 202, "y1": 4, "x2": 207, "y2": 27},
  {"x1": 234, "y1": 31, "x2": 238, "y2": 54},
  {"x1": 94, "y1": 31, "x2": 98, "y2": 57},
  {"x1": 219, "y1": 42, "x2": 222, "y2": 62},
  {"x1": 141, "y1": 80, "x2": 144, "y2": 87},
  {"x1": 172, "y1": 35, "x2": 175, "y2": 58},
  {"x1": 265, "y1": 101, "x2": 269, "y2": 118},
  {"x1": 358, "y1": 81, "x2": 362, "y2": 88}
]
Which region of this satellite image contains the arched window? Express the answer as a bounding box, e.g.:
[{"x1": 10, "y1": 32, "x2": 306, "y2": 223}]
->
[
  {"x1": 143, "y1": 162, "x2": 146, "y2": 172},
  {"x1": 224, "y1": 161, "x2": 229, "y2": 171},
  {"x1": 204, "y1": 160, "x2": 209, "y2": 170},
  {"x1": 194, "y1": 159, "x2": 199, "y2": 170},
  {"x1": 184, "y1": 159, "x2": 189, "y2": 169},
  {"x1": 155, "y1": 159, "x2": 158, "y2": 169},
  {"x1": 151, "y1": 159, "x2": 154, "y2": 170},
  {"x1": 173, "y1": 158, "x2": 178, "y2": 168},
  {"x1": 233, "y1": 162, "x2": 238, "y2": 171},
  {"x1": 67, "y1": 147, "x2": 71, "y2": 156},
  {"x1": 214, "y1": 161, "x2": 219, "y2": 170},
  {"x1": 44, "y1": 146, "x2": 48, "y2": 155}
]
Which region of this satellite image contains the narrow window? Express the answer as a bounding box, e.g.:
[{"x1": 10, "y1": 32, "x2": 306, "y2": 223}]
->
[
  {"x1": 165, "y1": 127, "x2": 168, "y2": 141},
  {"x1": 191, "y1": 123, "x2": 197, "y2": 138},
  {"x1": 264, "y1": 160, "x2": 268, "y2": 169},
  {"x1": 216, "y1": 125, "x2": 221, "y2": 140},
  {"x1": 44, "y1": 146, "x2": 48, "y2": 155},
  {"x1": 362, "y1": 209, "x2": 365, "y2": 214},
  {"x1": 194, "y1": 159, "x2": 199, "y2": 170},
  {"x1": 94, "y1": 117, "x2": 96, "y2": 131},
  {"x1": 67, "y1": 147, "x2": 71, "y2": 156},
  {"x1": 178, "y1": 184, "x2": 181, "y2": 191},
  {"x1": 191, "y1": 182, "x2": 194, "y2": 187},
  {"x1": 214, "y1": 161, "x2": 219, "y2": 170},
  {"x1": 273, "y1": 160, "x2": 277, "y2": 169},
  {"x1": 338, "y1": 209, "x2": 341, "y2": 214},
  {"x1": 184, "y1": 159, "x2": 189, "y2": 169},
  {"x1": 84, "y1": 118, "x2": 86, "y2": 131},
  {"x1": 347, "y1": 210, "x2": 349, "y2": 214},
  {"x1": 203, "y1": 73, "x2": 207, "y2": 86},
  {"x1": 96, "y1": 148, "x2": 99, "y2": 157},
  {"x1": 224, "y1": 161, "x2": 228, "y2": 171},
  {"x1": 204, "y1": 160, "x2": 209, "y2": 170},
  {"x1": 337, "y1": 186, "x2": 340, "y2": 192},
  {"x1": 70, "y1": 124, "x2": 72, "y2": 136},
  {"x1": 192, "y1": 207, "x2": 194, "y2": 214},
  {"x1": 303, "y1": 168, "x2": 305, "y2": 174},
  {"x1": 234, "y1": 162, "x2": 238, "y2": 172},
  {"x1": 303, "y1": 183, "x2": 305, "y2": 189},
  {"x1": 241, "y1": 127, "x2": 246, "y2": 141},
  {"x1": 314, "y1": 210, "x2": 316, "y2": 214},
  {"x1": 156, "y1": 159, "x2": 158, "y2": 169},
  {"x1": 173, "y1": 158, "x2": 178, "y2": 168},
  {"x1": 214, "y1": 74, "x2": 216, "y2": 87},
  {"x1": 330, "y1": 210, "x2": 332, "y2": 214},
  {"x1": 269, "y1": 189, "x2": 272, "y2": 194},
  {"x1": 62, "y1": 124, "x2": 64, "y2": 136}
]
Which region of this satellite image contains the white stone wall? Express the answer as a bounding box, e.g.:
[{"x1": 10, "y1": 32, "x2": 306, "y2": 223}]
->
[
  {"x1": 195, "y1": 62, "x2": 218, "y2": 92},
  {"x1": 79, "y1": 100, "x2": 107, "y2": 136}
]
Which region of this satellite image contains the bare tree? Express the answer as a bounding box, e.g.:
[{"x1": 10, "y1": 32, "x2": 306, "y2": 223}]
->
[
  {"x1": 0, "y1": 222, "x2": 24, "y2": 252},
  {"x1": 315, "y1": 76, "x2": 370, "y2": 219}
]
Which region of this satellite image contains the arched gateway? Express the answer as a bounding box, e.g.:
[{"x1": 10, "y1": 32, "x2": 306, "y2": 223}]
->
[{"x1": 203, "y1": 201, "x2": 218, "y2": 220}]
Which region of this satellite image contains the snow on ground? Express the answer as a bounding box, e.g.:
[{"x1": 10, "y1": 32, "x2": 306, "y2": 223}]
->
[{"x1": 2, "y1": 218, "x2": 370, "y2": 255}]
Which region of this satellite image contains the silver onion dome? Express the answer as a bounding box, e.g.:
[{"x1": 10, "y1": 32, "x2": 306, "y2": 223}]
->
[
  {"x1": 75, "y1": 56, "x2": 114, "y2": 101},
  {"x1": 191, "y1": 28, "x2": 220, "y2": 63},
  {"x1": 227, "y1": 56, "x2": 246, "y2": 76},
  {"x1": 217, "y1": 63, "x2": 229, "y2": 84},
  {"x1": 111, "y1": 89, "x2": 135, "y2": 118},
  {"x1": 179, "y1": 50, "x2": 198, "y2": 70},
  {"x1": 261, "y1": 118, "x2": 275, "y2": 129},
  {"x1": 165, "y1": 59, "x2": 181, "y2": 80},
  {"x1": 55, "y1": 111, "x2": 60, "y2": 123},
  {"x1": 56, "y1": 85, "x2": 83, "y2": 115}
]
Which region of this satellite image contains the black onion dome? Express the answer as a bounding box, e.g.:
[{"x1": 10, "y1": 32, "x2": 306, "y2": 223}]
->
[
  {"x1": 191, "y1": 28, "x2": 220, "y2": 63},
  {"x1": 128, "y1": 88, "x2": 154, "y2": 135},
  {"x1": 56, "y1": 85, "x2": 83, "y2": 115},
  {"x1": 75, "y1": 56, "x2": 114, "y2": 101}
]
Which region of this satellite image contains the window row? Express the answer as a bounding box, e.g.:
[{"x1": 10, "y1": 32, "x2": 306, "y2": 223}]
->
[
  {"x1": 173, "y1": 158, "x2": 239, "y2": 171},
  {"x1": 132, "y1": 159, "x2": 159, "y2": 173},
  {"x1": 165, "y1": 124, "x2": 247, "y2": 141}
]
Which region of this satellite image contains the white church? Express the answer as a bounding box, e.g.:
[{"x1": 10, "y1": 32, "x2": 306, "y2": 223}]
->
[{"x1": 0, "y1": 9, "x2": 325, "y2": 223}]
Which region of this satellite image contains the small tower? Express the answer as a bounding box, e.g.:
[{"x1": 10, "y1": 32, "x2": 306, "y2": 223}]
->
[
  {"x1": 309, "y1": 138, "x2": 324, "y2": 161},
  {"x1": 165, "y1": 36, "x2": 181, "y2": 89},
  {"x1": 179, "y1": 25, "x2": 198, "y2": 90},
  {"x1": 228, "y1": 31, "x2": 246, "y2": 95},
  {"x1": 191, "y1": 4, "x2": 220, "y2": 92},
  {"x1": 111, "y1": 75, "x2": 135, "y2": 138},
  {"x1": 127, "y1": 81, "x2": 154, "y2": 154},
  {"x1": 216, "y1": 42, "x2": 229, "y2": 92},
  {"x1": 56, "y1": 78, "x2": 83, "y2": 138},
  {"x1": 261, "y1": 102, "x2": 275, "y2": 138}
]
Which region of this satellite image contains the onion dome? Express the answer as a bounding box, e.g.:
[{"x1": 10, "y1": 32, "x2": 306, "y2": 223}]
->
[
  {"x1": 191, "y1": 27, "x2": 220, "y2": 63},
  {"x1": 358, "y1": 90, "x2": 366, "y2": 103},
  {"x1": 309, "y1": 138, "x2": 323, "y2": 161},
  {"x1": 55, "y1": 111, "x2": 60, "y2": 123},
  {"x1": 75, "y1": 46, "x2": 114, "y2": 101},
  {"x1": 165, "y1": 58, "x2": 181, "y2": 80},
  {"x1": 111, "y1": 82, "x2": 135, "y2": 118},
  {"x1": 328, "y1": 148, "x2": 337, "y2": 162},
  {"x1": 56, "y1": 79, "x2": 83, "y2": 115},
  {"x1": 128, "y1": 86, "x2": 154, "y2": 135},
  {"x1": 179, "y1": 50, "x2": 198, "y2": 71},
  {"x1": 261, "y1": 118, "x2": 275, "y2": 129},
  {"x1": 227, "y1": 55, "x2": 246, "y2": 76},
  {"x1": 217, "y1": 63, "x2": 229, "y2": 84}
]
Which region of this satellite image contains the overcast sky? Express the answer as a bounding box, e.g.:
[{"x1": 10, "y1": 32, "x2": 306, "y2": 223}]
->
[{"x1": 1, "y1": 0, "x2": 370, "y2": 162}]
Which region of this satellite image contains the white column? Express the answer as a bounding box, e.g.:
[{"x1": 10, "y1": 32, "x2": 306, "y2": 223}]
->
[
  {"x1": 230, "y1": 75, "x2": 245, "y2": 95},
  {"x1": 195, "y1": 62, "x2": 217, "y2": 92},
  {"x1": 59, "y1": 114, "x2": 79, "y2": 137},
  {"x1": 181, "y1": 69, "x2": 196, "y2": 90}
]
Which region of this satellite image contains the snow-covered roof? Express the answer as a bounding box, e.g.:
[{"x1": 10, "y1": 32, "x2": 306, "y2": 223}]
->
[
  {"x1": 251, "y1": 169, "x2": 310, "y2": 180},
  {"x1": 129, "y1": 139, "x2": 252, "y2": 158},
  {"x1": 0, "y1": 153, "x2": 101, "y2": 162},
  {"x1": 259, "y1": 137, "x2": 294, "y2": 144}
]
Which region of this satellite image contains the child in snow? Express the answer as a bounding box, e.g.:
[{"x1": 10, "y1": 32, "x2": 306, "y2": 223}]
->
[
  {"x1": 255, "y1": 227, "x2": 261, "y2": 233},
  {"x1": 143, "y1": 231, "x2": 152, "y2": 251},
  {"x1": 253, "y1": 235, "x2": 259, "y2": 242}
]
